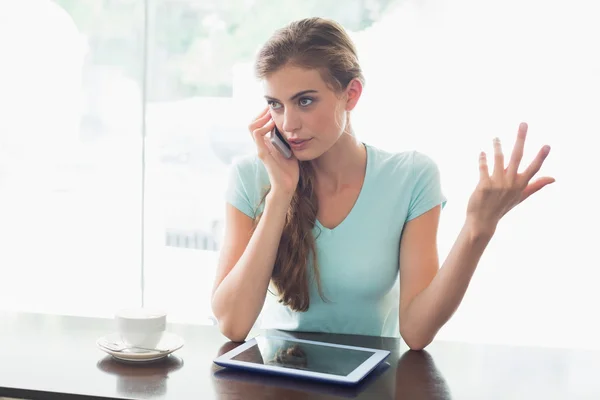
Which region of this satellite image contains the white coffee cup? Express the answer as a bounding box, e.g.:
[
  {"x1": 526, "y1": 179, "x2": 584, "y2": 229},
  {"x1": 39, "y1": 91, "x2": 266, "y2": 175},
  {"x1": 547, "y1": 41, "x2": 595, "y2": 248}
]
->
[{"x1": 115, "y1": 308, "x2": 167, "y2": 349}]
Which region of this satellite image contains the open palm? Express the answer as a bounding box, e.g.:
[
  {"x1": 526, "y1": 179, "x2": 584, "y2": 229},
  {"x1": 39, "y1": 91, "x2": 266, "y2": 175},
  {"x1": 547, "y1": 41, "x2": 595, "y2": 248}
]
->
[{"x1": 466, "y1": 122, "x2": 555, "y2": 232}]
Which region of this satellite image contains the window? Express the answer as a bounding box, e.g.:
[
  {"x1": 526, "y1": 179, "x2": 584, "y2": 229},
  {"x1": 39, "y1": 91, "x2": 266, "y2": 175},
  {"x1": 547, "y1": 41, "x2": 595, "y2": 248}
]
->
[
  {"x1": 140, "y1": 0, "x2": 398, "y2": 324},
  {"x1": 2, "y1": 0, "x2": 598, "y2": 349},
  {"x1": 0, "y1": 0, "x2": 144, "y2": 316}
]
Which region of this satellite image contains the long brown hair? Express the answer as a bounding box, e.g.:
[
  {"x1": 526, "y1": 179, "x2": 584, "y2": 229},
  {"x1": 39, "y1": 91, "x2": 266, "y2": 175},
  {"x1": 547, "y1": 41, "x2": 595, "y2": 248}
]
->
[{"x1": 253, "y1": 17, "x2": 365, "y2": 312}]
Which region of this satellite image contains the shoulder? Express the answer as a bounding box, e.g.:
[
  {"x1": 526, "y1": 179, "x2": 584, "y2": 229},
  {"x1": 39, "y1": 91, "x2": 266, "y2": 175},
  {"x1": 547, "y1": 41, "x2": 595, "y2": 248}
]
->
[
  {"x1": 409, "y1": 150, "x2": 440, "y2": 172},
  {"x1": 366, "y1": 144, "x2": 440, "y2": 180},
  {"x1": 226, "y1": 153, "x2": 270, "y2": 217},
  {"x1": 230, "y1": 153, "x2": 264, "y2": 176},
  {"x1": 229, "y1": 153, "x2": 270, "y2": 187}
]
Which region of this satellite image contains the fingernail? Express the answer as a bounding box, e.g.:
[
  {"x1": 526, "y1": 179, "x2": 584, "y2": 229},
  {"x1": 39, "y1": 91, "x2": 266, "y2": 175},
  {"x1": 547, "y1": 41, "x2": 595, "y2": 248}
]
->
[{"x1": 542, "y1": 145, "x2": 551, "y2": 155}]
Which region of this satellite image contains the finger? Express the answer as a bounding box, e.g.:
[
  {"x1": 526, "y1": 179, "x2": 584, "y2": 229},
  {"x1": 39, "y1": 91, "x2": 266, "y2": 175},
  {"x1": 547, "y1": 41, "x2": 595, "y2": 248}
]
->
[
  {"x1": 252, "y1": 119, "x2": 275, "y2": 159},
  {"x1": 248, "y1": 107, "x2": 272, "y2": 132},
  {"x1": 479, "y1": 151, "x2": 490, "y2": 182},
  {"x1": 254, "y1": 132, "x2": 271, "y2": 160},
  {"x1": 518, "y1": 176, "x2": 556, "y2": 203},
  {"x1": 249, "y1": 112, "x2": 272, "y2": 133},
  {"x1": 492, "y1": 137, "x2": 504, "y2": 179},
  {"x1": 253, "y1": 105, "x2": 270, "y2": 120},
  {"x1": 507, "y1": 122, "x2": 527, "y2": 177},
  {"x1": 251, "y1": 118, "x2": 275, "y2": 141},
  {"x1": 521, "y1": 145, "x2": 551, "y2": 182},
  {"x1": 250, "y1": 105, "x2": 270, "y2": 123},
  {"x1": 264, "y1": 136, "x2": 282, "y2": 162}
]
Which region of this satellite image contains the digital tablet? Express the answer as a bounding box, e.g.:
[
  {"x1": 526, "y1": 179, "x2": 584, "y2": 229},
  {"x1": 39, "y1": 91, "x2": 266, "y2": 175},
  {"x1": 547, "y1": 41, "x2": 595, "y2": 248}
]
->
[{"x1": 213, "y1": 335, "x2": 391, "y2": 385}]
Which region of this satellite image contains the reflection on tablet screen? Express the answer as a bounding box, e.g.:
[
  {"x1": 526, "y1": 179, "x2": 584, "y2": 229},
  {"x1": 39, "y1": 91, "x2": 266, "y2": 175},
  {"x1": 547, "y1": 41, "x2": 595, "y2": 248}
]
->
[{"x1": 231, "y1": 337, "x2": 374, "y2": 376}]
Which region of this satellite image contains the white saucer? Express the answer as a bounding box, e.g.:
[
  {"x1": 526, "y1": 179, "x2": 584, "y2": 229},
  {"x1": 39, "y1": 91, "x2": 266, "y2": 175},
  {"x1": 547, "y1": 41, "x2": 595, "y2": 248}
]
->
[{"x1": 96, "y1": 331, "x2": 184, "y2": 363}]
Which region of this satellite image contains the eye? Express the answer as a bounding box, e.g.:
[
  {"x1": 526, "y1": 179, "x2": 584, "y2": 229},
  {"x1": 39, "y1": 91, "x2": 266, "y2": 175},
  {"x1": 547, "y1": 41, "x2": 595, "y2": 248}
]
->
[
  {"x1": 298, "y1": 97, "x2": 313, "y2": 107},
  {"x1": 268, "y1": 100, "x2": 282, "y2": 110}
]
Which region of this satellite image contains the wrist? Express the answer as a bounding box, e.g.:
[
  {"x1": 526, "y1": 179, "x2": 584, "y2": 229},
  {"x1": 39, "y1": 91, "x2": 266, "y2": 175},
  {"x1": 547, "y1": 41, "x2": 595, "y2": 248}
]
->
[
  {"x1": 267, "y1": 187, "x2": 294, "y2": 203},
  {"x1": 464, "y1": 216, "x2": 497, "y2": 242},
  {"x1": 265, "y1": 189, "x2": 293, "y2": 211}
]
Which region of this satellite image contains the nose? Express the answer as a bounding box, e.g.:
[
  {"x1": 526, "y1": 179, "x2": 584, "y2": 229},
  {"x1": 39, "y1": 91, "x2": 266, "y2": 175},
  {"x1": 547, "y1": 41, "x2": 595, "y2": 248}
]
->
[{"x1": 282, "y1": 109, "x2": 301, "y2": 134}]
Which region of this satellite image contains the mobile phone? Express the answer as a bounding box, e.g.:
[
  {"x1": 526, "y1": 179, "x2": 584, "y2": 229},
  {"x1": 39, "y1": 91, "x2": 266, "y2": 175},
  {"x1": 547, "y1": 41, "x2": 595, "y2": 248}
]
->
[{"x1": 269, "y1": 126, "x2": 292, "y2": 159}]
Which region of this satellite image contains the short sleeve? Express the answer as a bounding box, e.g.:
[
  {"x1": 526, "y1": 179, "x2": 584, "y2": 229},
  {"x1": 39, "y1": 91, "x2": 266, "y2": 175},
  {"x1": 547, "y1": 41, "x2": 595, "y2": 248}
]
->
[
  {"x1": 406, "y1": 151, "x2": 447, "y2": 222},
  {"x1": 225, "y1": 158, "x2": 256, "y2": 218}
]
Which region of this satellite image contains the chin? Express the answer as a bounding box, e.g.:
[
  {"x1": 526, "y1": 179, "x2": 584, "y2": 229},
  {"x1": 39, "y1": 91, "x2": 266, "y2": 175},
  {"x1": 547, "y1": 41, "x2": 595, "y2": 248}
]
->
[
  {"x1": 291, "y1": 140, "x2": 331, "y2": 161},
  {"x1": 293, "y1": 149, "x2": 323, "y2": 162},
  {"x1": 294, "y1": 153, "x2": 316, "y2": 162}
]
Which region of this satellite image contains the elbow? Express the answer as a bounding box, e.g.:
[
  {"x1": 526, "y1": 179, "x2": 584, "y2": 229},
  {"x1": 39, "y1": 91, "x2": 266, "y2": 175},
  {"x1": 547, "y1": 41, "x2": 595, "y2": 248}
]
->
[
  {"x1": 213, "y1": 309, "x2": 250, "y2": 342},
  {"x1": 211, "y1": 294, "x2": 252, "y2": 342},
  {"x1": 404, "y1": 339, "x2": 430, "y2": 351},
  {"x1": 400, "y1": 327, "x2": 434, "y2": 351},
  {"x1": 216, "y1": 318, "x2": 250, "y2": 343}
]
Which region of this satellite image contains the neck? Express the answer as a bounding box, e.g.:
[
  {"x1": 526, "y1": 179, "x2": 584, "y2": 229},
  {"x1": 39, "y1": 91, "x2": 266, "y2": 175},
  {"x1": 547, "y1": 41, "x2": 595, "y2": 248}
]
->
[{"x1": 310, "y1": 129, "x2": 367, "y2": 193}]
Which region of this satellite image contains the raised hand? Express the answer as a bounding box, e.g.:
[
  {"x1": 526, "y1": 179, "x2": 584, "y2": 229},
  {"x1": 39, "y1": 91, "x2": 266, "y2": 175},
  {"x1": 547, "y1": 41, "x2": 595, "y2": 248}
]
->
[{"x1": 466, "y1": 122, "x2": 555, "y2": 235}]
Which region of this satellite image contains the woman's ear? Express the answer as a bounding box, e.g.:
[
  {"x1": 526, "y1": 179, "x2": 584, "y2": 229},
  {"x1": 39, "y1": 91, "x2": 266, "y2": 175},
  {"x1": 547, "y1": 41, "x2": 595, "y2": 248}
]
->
[{"x1": 344, "y1": 79, "x2": 363, "y2": 111}]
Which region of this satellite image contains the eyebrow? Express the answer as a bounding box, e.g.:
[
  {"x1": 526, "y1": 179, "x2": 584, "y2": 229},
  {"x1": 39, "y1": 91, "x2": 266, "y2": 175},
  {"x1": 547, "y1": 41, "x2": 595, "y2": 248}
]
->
[{"x1": 264, "y1": 90, "x2": 318, "y2": 102}]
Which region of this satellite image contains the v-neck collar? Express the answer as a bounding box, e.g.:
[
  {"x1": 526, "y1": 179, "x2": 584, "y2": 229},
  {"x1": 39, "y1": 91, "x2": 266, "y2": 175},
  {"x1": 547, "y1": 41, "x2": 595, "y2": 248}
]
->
[{"x1": 315, "y1": 143, "x2": 371, "y2": 235}]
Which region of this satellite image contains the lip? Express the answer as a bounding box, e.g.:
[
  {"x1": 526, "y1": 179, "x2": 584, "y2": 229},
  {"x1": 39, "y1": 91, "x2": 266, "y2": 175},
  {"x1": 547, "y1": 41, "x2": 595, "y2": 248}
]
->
[{"x1": 287, "y1": 138, "x2": 312, "y2": 150}]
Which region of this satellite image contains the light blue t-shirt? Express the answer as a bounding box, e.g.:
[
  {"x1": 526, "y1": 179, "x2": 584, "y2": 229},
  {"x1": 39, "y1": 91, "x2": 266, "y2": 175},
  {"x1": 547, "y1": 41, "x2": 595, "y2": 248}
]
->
[{"x1": 225, "y1": 143, "x2": 447, "y2": 338}]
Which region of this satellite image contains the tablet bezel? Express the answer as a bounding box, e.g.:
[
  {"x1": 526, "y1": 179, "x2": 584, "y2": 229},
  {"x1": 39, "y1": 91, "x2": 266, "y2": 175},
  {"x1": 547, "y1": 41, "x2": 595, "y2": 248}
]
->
[{"x1": 213, "y1": 335, "x2": 391, "y2": 385}]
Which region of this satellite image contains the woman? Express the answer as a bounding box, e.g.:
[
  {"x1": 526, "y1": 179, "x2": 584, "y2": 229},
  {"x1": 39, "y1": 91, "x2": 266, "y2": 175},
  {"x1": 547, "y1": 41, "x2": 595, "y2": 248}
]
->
[{"x1": 211, "y1": 17, "x2": 554, "y2": 349}]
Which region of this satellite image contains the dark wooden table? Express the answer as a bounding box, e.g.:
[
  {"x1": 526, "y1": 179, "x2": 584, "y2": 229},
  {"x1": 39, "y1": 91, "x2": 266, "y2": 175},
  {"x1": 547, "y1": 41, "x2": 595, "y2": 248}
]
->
[{"x1": 1, "y1": 311, "x2": 599, "y2": 399}]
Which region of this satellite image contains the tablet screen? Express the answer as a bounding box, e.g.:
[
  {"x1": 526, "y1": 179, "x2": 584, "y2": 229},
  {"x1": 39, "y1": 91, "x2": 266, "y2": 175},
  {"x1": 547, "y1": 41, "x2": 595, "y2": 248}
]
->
[{"x1": 231, "y1": 336, "x2": 375, "y2": 376}]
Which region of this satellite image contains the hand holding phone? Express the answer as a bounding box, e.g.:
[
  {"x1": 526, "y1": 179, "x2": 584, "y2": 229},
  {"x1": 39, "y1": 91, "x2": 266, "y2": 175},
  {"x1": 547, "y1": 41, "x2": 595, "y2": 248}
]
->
[
  {"x1": 249, "y1": 107, "x2": 299, "y2": 195},
  {"x1": 269, "y1": 126, "x2": 292, "y2": 159}
]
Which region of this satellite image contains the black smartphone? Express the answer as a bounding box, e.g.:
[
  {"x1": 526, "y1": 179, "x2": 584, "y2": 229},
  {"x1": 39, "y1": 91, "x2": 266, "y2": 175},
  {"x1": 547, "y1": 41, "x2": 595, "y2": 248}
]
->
[{"x1": 269, "y1": 126, "x2": 292, "y2": 159}]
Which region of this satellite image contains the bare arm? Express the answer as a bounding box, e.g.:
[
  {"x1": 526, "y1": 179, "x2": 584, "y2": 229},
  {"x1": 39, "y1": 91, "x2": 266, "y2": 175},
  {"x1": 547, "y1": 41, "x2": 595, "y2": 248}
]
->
[
  {"x1": 211, "y1": 191, "x2": 291, "y2": 342},
  {"x1": 398, "y1": 123, "x2": 553, "y2": 350},
  {"x1": 398, "y1": 207, "x2": 492, "y2": 350},
  {"x1": 212, "y1": 106, "x2": 300, "y2": 342}
]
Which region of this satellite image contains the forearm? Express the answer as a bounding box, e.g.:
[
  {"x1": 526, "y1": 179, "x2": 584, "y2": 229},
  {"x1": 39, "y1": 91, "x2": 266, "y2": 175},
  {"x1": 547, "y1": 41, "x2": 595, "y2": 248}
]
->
[
  {"x1": 401, "y1": 219, "x2": 495, "y2": 349},
  {"x1": 212, "y1": 191, "x2": 291, "y2": 341}
]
